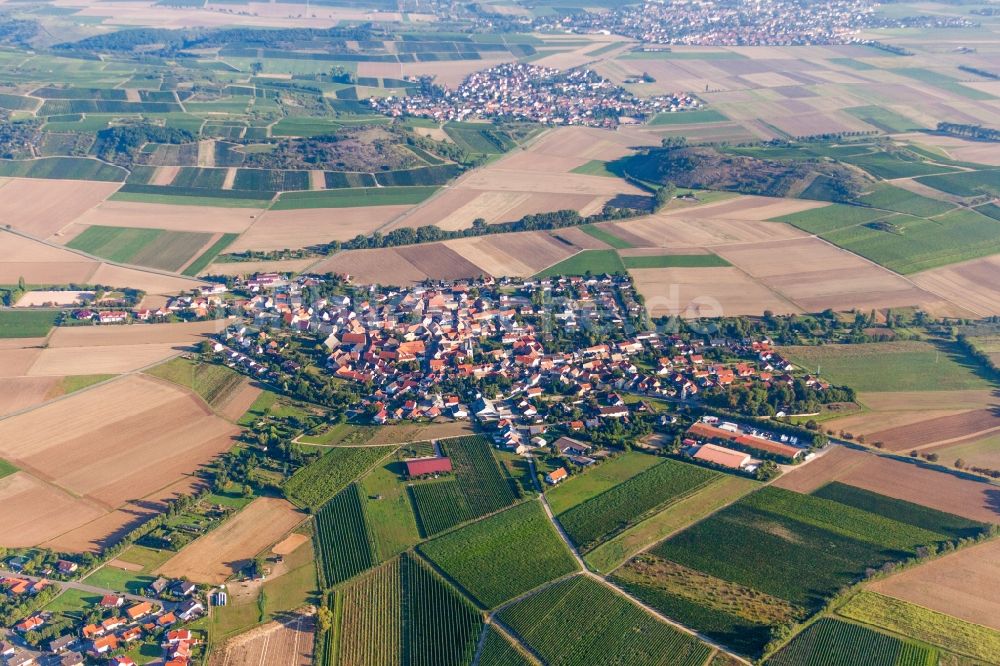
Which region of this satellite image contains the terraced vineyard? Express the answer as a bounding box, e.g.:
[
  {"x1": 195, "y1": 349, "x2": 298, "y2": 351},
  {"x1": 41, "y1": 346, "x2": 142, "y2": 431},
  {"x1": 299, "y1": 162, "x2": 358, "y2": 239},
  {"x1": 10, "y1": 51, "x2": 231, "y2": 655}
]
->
[
  {"x1": 497, "y1": 576, "x2": 711, "y2": 666},
  {"x1": 315, "y1": 483, "x2": 378, "y2": 586}
]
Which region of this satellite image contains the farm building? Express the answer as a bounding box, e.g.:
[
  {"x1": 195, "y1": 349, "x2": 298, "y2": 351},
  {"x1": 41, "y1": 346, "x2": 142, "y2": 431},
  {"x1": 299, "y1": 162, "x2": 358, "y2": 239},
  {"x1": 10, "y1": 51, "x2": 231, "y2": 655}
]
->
[
  {"x1": 692, "y1": 444, "x2": 752, "y2": 470},
  {"x1": 405, "y1": 456, "x2": 453, "y2": 477},
  {"x1": 687, "y1": 422, "x2": 803, "y2": 460}
]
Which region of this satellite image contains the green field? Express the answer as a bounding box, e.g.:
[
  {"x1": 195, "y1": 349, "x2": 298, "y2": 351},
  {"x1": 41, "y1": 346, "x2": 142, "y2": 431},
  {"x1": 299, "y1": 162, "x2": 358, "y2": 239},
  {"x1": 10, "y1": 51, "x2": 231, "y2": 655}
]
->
[
  {"x1": 335, "y1": 558, "x2": 401, "y2": 666},
  {"x1": 622, "y1": 253, "x2": 731, "y2": 269},
  {"x1": 182, "y1": 232, "x2": 239, "y2": 276},
  {"x1": 571, "y1": 160, "x2": 626, "y2": 179},
  {"x1": 585, "y1": 475, "x2": 759, "y2": 573},
  {"x1": 0, "y1": 156, "x2": 126, "y2": 181},
  {"x1": 767, "y1": 618, "x2": 937, "y2": 666},
  {"x1": 558, "y1": 458, "x2": 720, "y2": 552},
  {"x1": 821, "y1": 208, "x2": 1000, "y2": 274},
  {"x1": 497, "y1": 575, "x2": 712, "y2": 666},
  {"x1": 419, "y1": 500, "x2": 578, "y2": 608},
  {"x1": 110, "y1": 190, "x2": 267, "y2": 208},
  {"x1": 856, "y1": 184, "x2": 954, "y2": 217},
  {"x1": 271, "y1": 116, "x2": 343, "y2": 137},
  {"x1": 67, "y1": 225, "x2": 215, "y2": 272},
  {"x1": 284, "y1": 445, "x2": 397, "y2": 510},
  {"x1": 915, "y1": 169, "x2": 1000, "y2": 198},
  {"x1": 315, "y1": 483, "x2": 378, "y2": 586},
  {"x1": 0, "y1": 458, "x2": 17, "y2": 480},
  {"x1": 770, "y1": 203, "x2": 889, "y2": 235},
  {"x1": 271, "y1": 186, "x2": 439, "y2": 209},
  {"x1": 145, "y1": 358, "x2": 245, "y2": 409},
  {"x1": 546, "y1": 451, "x2": 662, "y2": 515},
  {"x1": 478, "y1": 625, "x2": 533, "y2": 666},
  {"x1": 358, "y1": 459, "x2": 421, "y2": 560},
  {"x1": 842, "y1": 106, "x2": 923, "y2": 133},
  {"x1": 836, "y1": 591, "x2": 1000, "y2": 662},
  {"x1": 649, "y1": 108, "x2": 728, "y2": 125},
  {"x1": 781, "y1": 341, "x2": 991, "y2": 392},
  {"x1": 403, "y1": 553, "x2": 482, "y2": 666},
  {"x1": 535, "y1": 249, "x2": 626, "y2": 278},
  {"x1": 0, "y1": 310, "x2": 58, "y2": 338},
  {"x1": 892, "y1": 67, "x2": 996, "y2": 101},
  {"x1": 578, "y1": 223, "x2": 633, "y2": 248}
]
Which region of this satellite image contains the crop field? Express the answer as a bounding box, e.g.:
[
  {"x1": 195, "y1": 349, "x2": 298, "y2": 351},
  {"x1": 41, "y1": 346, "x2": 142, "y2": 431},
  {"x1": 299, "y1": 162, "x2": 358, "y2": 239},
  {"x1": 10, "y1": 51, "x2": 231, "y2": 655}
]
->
[
  {"x1": 315, "y1": 483, "x2": 378, "y2": 586},
  {"x1": 209, "y1": 611, "x2": 315, "y2": 666},
  {"x1": 769, "y1": 203, "x2": 889, "y2": 235},
  {"x1": 358, "y1": 460, "x2": 421, "y2": 560},
  {"x1": 284, "y1": 445, "x2": 396, "y2": 510},
  {"x1": 155, "y1": 497, "x2": 304, "y2": 584},
  {"x1": 649, "y1": 109, "x2": 729, "y2": 125},
  {"x1": 557, "y1": 458, "x2": 720, "y2": 552},
  {"x1": 837, "y1": 591, "x2": 1000, "y2": 663},
  {"x1": 145, "y1": 357, "x2": 246, "y2": 410},
  {"x1": 915, "y1": 169, "x2": 1000, "y2": 198},
  {"x1": 403, "y1": 553, "x2": 482, "y2": 666},
  {"x1": 856, "y1": 184, "x2": 954, "y2": 217},
  {"x1": 271, "y1": 186, "x2": 439, "y2": 209},
  {"x1": 810, "y1": 482, "x2": 987, "y2": 540},
  {"x1": 0, "y1": 157, "x2": 126, "y2": 182},
  {"x1": 497, "y1": 575, "x2": 711, "y2": 666},
  {"x1": 0, "y1": 178, "x2": 121, "y2": 239},
  {"x1": 767, "y1": 618, "x2": 936, "y2": 666},
  {"x1": 546, "y1": 451, "x2": 663, "y2": 515},
  {"x1": 579, "y1": 223, "x2": 633, "y2": 248},
  {"x1": 535, "y1": 249, "x2": 626, "y2": 278},
  {"x1": 622, "y1": 253, "x2": 730, "y2": 269},
  {"x1": 337, "y1": 558, "x2": 401, "y2": 666},
  {"x1": 442, "y1": 435, "x2": 519, "y2": 516},
  {"x1": 409, "y1": 480, "x2": 475, "y2": 536},
  {"x1": 781, "y1": 341, "x2": 990, "y2": 393},
  {"x1": 419, "y1": 501, "x2": 578, "y2": 608},
  {"x1": 867, "y1": 538, "x2": 1000, "y2": 631},
  {"x1": 66, "y1": 225, "x2": 215, "y2": 272},
  {"x1": 479, "y1": 626, "x2": 533, "y2": 666},
  {"x1": 0, "y1": 311, "x2": 58, "y2": 338}
]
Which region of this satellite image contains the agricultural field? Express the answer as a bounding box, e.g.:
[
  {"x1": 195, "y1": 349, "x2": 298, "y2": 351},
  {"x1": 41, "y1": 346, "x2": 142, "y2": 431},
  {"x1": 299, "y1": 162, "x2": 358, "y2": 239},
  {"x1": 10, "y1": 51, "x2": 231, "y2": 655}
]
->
[
  {"x1": 66, "y1": 225, "x2": 217, "y2": 272},
  {"x1": 478, "y1": 626, "x2": 534, "y2": 666},
  {"x1": 331, "y1": 553, "x2": 483, "y2": 666},
  {"x1": 556, "y1": 458, "x2": 720, "y2": 552},
  {"x1": 208, "y1": 610, "x2": 314, "y2": 666},
  {"x1": 283, "y1": 445, "x2": 396, "y2": 510},
  {"x1": 545, "y1": 451, "x2": 663, "y2": 515},
  {"x1": 315, "y1": 483, "x2": 378, "y2": 586},
  {"x1": 497, "y1": 575, "x2": 711, "y2": 666},
  {"x1": 409, "y1": 435, "x2": 518, "y2": 535},
  {"x1": 618, "y1": 485, "x2": 979, "y2": 657},
  {"x1": 766, "y1": 618, "x2": 937, "y2": 666},
  {"x1": 535, "y1": 249, "x2": 625, "y2": 278},
  {"x1": 145, "y1": 357, "x2": 247, "y2": 411},
  {"x1": 418, "y1": 500, "x2": 578, "y2": 608},
  {"x1": 358, "y1": 458, "x2": 421, "y2": 560},
  {"x1": 0, "y1": 310, "x2": 58, "y2": 338}
]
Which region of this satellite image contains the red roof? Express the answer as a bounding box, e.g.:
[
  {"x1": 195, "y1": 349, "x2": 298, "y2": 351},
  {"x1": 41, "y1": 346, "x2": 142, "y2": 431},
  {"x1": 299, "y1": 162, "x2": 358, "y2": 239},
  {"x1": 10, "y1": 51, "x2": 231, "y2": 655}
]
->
[
  {"x1": 405, "y1": 457, "x2": 452, "y2": 477},
  {"x1": 687, "y1": 423, "x2": 802, "y2": 459}
]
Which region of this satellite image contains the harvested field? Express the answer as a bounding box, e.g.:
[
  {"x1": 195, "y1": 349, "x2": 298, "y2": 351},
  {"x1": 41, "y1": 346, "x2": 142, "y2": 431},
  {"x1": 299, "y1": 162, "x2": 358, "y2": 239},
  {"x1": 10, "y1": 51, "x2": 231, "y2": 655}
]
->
[
  {"x1": 0, "y1": 348, "x2": 43, "y2": 377},
  {"x1": 273, "y1": 533, "x2": 308, "y2": 555},
  {"x1": 444, "y1": 231, "x2": 580, "y2": 277},
  {"x1": 858, "y1": 390, "x2": 997, "y2": 413},
  {"x1": 394, "y1": 244, "x2": 484, "y2": 280},
  {"x1": 614, "y1": 211, "x2": 808, "y2": 249},
  {"x1": 157, "y1": 497, "x2": 305, "y2": 584},
  {"x1": 630, "y1": 266, "x2": 799, "y2": 318},
  {"x1": 898, "y1": 132, "x2": 1000, "y2": 166},
  {"x1": 0, "y1": 472, "x2": 105, "y2": 548},
  {"x1": 0, "y1": 374, "x2": 239, "y2": 511},
  {"x1": 208, "y1": 610, "x2": 315, "y2": 666},
  {"x1": 551, "y1": 226, "x2": 614, "y2": 250},
  {"x1": 227, "y1": 205, "x2": 410, "y2": 252},
  {"x1": 0, "y1": 178, "x2": 120, "y2": 239},
  {"x1": 911, "y1": 254, "x2": 1000, "y2": 317},
  {"x1": 47, "y1": 319, "x2": 225, "y2": 348},
  {"x1": 868, "y1": 539, "x2": 1000, "y2": 630},
  {"x1": 393, "y1": 189, "x2": 602, "y2": 232},
  {"x1": 26, "y1": 344, "x2": 183, "y2": 376},
  {"x1": 14, "y1": 290, "x2": 93, "y2": 307},
  {"x1": 0, "y1": 377, "x2": 61, "y2": 416},
  {"x1": 202, "y1": 259, "x2": 317, "y2": 277},
  {"x1": 459, "y1": 169, "x2": 643, "y2": 196},
  {"x1": 84, "y1": 262, "x2": 204, "y2": 295},
  {"x1": 312, "y1": 247, "x2": 428, "y2": 285},
  {"x1": 216, "y1": 381, "x2": 262, "y2": 422},
  {"x1": 69, "y1": 200, "x2": 261, "y2": 234},
  {"x1": 775, "y1": 446, "x2": 1000, "y2": 523},
  {"x1": 714, "y1": 237, "x2": 956, "y2": 314},
  {"x1": 866, "y1": 409, "x2": 1000, "y2": 452},
  {"x1": 0, "y1": 230, "x2": 98, "y2": 284},
  {"x1": 151, "y1": 166, "x2": 180, "y2": 186}
]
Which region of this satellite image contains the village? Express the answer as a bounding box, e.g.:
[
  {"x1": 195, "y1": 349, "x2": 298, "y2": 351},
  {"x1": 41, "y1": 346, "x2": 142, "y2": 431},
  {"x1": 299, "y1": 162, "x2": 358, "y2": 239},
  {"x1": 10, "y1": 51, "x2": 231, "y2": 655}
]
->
[
  {"x1": 532, "y1": 0, "x2": 977, "y2": 45},
  {"x1": 0, "y1": 564, "x2": 209, "y2": 666},
  {"x1": 369, "y1": 63, "x2": 700, "y2": 126}
]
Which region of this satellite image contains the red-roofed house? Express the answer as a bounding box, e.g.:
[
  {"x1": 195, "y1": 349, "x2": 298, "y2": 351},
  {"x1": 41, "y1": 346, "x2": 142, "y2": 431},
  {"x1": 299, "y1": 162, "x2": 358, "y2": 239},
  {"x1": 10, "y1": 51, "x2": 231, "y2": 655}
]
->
[
  {"x1": 545, "y1": 468, "x2": 568, "y2": 484},
  {"x1": 404, "y1": 457, "x2": 452, "y2": 478},
  {"x1": 692, "y1": 444, "x2": 751, "y2": 470}
]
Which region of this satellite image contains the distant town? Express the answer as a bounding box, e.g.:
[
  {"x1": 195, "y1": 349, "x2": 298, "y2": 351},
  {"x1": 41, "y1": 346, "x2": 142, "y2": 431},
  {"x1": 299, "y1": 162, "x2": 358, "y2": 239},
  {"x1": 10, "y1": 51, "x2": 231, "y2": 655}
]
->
[{"x1": 370, "y1": 63, "x2": 700, "y2": 126}]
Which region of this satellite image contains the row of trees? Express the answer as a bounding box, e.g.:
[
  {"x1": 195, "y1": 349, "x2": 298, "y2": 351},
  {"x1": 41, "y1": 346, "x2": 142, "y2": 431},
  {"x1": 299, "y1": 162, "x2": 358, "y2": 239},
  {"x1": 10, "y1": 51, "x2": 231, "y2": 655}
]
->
[{"x1": 936, "y1": 121, "x2": 1000, "y2": 142}]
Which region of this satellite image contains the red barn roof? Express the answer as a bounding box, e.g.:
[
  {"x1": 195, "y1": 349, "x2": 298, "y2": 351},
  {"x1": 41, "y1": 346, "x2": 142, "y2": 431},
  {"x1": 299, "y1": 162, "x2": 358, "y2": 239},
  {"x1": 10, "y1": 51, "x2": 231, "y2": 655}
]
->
[{"x1": 405, "y1": 457, "x2": 452, "y2": 477}]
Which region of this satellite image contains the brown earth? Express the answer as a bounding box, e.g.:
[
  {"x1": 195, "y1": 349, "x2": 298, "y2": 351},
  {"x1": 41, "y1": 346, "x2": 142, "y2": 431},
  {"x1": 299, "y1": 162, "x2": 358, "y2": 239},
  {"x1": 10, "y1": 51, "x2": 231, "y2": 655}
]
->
[
  {"x1": 912, "y1": 255, "x2": 1000, "y2": 318},
  {"x1": 0, "y1": 377, "x2": 61, "y2": 417},
  {"x1": 26, "y1": 344, "x2": 184, "y2": 376},
  {"x1": 866, "y1": 409, "x2": 1000, "y2": 451},
  {"x1": 202, "y1": 259, "x2": 317, "y2": 277},
  {"x1": 208, "y1": 610, "x2": 315, "y2": 666},
  {"x1": 47, "y1": 319, "x2": 225, "y2": 348},
  {"x1": 228, "y1": 205, "x2": 411, "y2": 252},
  {"x1": 156, "y1": 497, "x2": 305, "y2": 584},
  {"x1": 272, "y1": 533, "x2": 308, "y2": 556},
  {"x1": 868, "y1": 539, "x2": 1000, "y2": 630},
  {"x1": 0, "y1": 472, "x2": 106, "y2": 548},
  {"x1": 215, "y1": 380, "x2": 263, "y2": 423},
  {"x1": 313, "y1": 248, "x2": 428, "y2": 285},
  {"x1": 0, "y1": 178, "x2": 120, "y2": 239},
  {"x1": 630, "y1": 266, "x2": 800, "y2": 318},
  {"x1": 70, "y1": 200, "x2": 261, "y2": 234}
]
